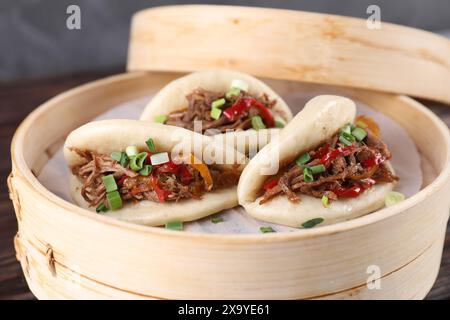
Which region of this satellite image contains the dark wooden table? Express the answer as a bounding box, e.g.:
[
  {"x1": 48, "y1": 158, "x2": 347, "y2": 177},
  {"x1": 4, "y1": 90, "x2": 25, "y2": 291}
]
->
[{"x1": 0, "y1": 71, "x2": 449, "y2": 300}]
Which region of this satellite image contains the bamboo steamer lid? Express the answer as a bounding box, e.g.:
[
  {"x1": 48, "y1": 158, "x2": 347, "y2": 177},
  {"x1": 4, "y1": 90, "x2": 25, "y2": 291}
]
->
[{"x1": 127, "y1": 5, "x2": 450, "y2": 105}]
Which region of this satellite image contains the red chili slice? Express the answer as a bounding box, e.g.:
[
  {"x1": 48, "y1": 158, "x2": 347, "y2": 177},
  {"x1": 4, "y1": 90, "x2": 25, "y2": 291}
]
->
[
  {"x1": 314, "y1": 144, "x2": 330, "y2": 160},
  {"x1": 320, "y1": 146, "x2": 354, "y2": 165},
  {"x1": 362, "y1": 153, "x2": 385, "y2": 168},
  {"x1": 179, "y1": 165, "x2": 193, "y2": 184},
  {"x1": 263, "y1": 178, "x2": 279, "y2": 191},
  {"x1": 223, "y1": 97, "x2": 275, "y2": 128},
  {"x1": 331, "y1": 184, "x2": 364, "y2": 198},
  {"x1": 116, "y1": 175, "x2": 128, "y2": 187},
  {"x1": 144, "y1": 152, "x2": 153, "y2": 165},
  {"x1": 330, "y1": 179, "x2": 376, "y2": 199}
]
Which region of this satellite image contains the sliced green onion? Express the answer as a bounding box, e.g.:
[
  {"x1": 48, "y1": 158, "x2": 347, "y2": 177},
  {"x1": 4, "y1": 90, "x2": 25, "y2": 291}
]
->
[
  {"x1": 301, "y1": 218, "x2": 324, "y2": 229},
  {"x1": 225, "y1": 87, "x2": 241, "y2": 99},
  {"x1": 321, "y1": 195, "x2": 329, "y2": 207},
  {"x1": 154, "y1": 115, "x2": 168, "y2": 124},
  {"x1": 102, "y1": 174, "x2": 118, "y2": 193},
  {"x1": 296, "y1": 153, "x2": 311, "y2": 167},
  {"x1": 165, "y1": 220, "x2": 183, "y2": 231},
  {"x1": 303, "y1": 167, "x2": 314, "y2": 182},
  {"x1": 107, "y1": 191, "x2": 122, "y2": 210},
  {"x1": 340, "y1": 123, "x2": 352, "y2": 134},
  {"x1": 150, "y1": 152, "x2": 170, "y2": 165},
  {"x1": 145, "y1": 138, "x2": 156, "y2": 153},
  {"x1": 130, "y1": 152, "x2": 147, "y2": 171},
  {"x1": 230, "y1": 79, "x2": 249, "y2": 92},
  {"x1": 210, "y1": 107, "x2": 222, "y2": 120},
  {"x1": 211, "y1": 216, "x2": 224, "y2": 224},
  {"x1": 110, "y1": 151, "x2": 122, "y2": 162},
  {"x1": 352, "y1": 127, "x2": 367, "y2": 141},
  {"x1": 126, "y1": 145, "x2": 138, "y2": 157},
  {"x1": 260, "y1": 226, "x2": 276, "y2": 233},
  {"x1": 119, "y1": 152, "x2": 129, "y2": 167},
  {"x1": 339, "y1": 135, "x2": 353, "y2": 146},
  {"x1": 310, "y1": 164, "x2": 326, "y2": 174},
  {"x1": 251, "y1": 116, "x2": 266, "y2": 130},
  {"x1": 96, "y1": 203, "x2": 109, "y2": 213},
  {"x1": 385, "y1": 191, "x2": 405, "y2": 207},
  {"x1": 274, "y1": 116, "x2": 286, "y2": 128},
  {"x1": 339, "y1": 131, "x2": 355, "y2": 146},
  {"x1": 139, "y1": 165, "x2": 152, "y2": 176},
  {"x1": 211, "y1": 98, "x2": 226, "y2": 109}
]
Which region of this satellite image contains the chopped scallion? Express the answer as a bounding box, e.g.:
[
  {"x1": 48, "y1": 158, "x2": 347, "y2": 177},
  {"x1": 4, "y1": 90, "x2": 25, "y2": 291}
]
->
[
  {"x1": 225, "y1": 87, "x2": 241, "y2": 99},
  {"x1": 274, "y1": 116, "x2": 286, "y2": 128},
  {"x1": 150, "y1": 152, "x2": 170, "y2": 165},
  {"x1": 339, "y1": 131, "x2": 355, "y2": 146},
  {"x1": 211, "y1": 216, "x2": 224, "y2": 224},
  {"x1": 296, "y1": 153, "x2": 311, "y2": 166},
  {"x1": 145, "y1": 138, "x2": 156, "y2": 153},
  {"x1": 165, "y1": 220, "x2": 183, "y2": 231},
  {"x1": 210, "y1": 107, "x2": 222, "y2": 120},
  {"x1": 310, "y1": 164, "x2": 326, "y2": 174},
  {"x1": 119, "y1": 152, "x2": 129, "y2": 167},
  {"x1": 341, "y1": 124, "x2": 352, "y2": 134},
  {"x1": 106, "y1": 191, "x2": 122, "y2": 210},
  {"x1": 125, "y1": 146, "x2": 138, "y2": 157},
  {"x1": 102, "y1": 174, "x2": 118, "y2": 193},
  {"x1": 260, "y1": 226, "x2": 276, "y2": 233},
  {"x1": 251, "y1": 115, "x2": 266, "y2": 130},
  {"x1": 352, "y1": 127, "x2": 367, "y2": 141},
  {"x1": 130, "y1": 152, "x2": 147, "y2": 171},
  {"x1": 211, "y1": 98, "x2": 226, "y2": 109},
  {"x1": 110, "y1": 151, "x2": 122, "y2": 162},
  {"x1": 321, "y1": 195, "x2": 329, "y2": 207},
  {"x1": 139, "y1": 165, "x2": 152, "y2": 176},
  {"x1": 385, "y1": 191, "x2": 405, "y2": 207},
  {"x1": 339, "y1": 136, "x2": 353, "y2": 146},
  {"x1": 96, "y1": 203, "x2": 109, "y2": 213},
  {"x1": 154, "y1": 115, "x2": 168, "y2": 124},
  {"x1": 230, "y1": 79, "x2": 249, "y2": 92},
  {"x1": 301, "y1": 218, "x2": 324, "y2": 229},
  {"x1": 303, "y1": 167, "x2": 314, "y2": 182}
]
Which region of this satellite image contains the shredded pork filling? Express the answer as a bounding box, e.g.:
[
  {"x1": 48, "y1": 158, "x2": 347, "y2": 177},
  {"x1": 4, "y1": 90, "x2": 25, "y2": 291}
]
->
[
  {"x1": 70, "y1": 148, "x2": 241, "y2": 207},
  {"x1": 260, "y1": 130, "x2": 398, "y2": 204},
  {"x1": 166, "y1": 88, "x2": 277, "y2": 133}
]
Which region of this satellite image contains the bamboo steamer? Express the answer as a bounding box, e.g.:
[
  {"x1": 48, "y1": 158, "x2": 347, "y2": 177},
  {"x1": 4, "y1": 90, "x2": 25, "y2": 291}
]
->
[
  {"x1": 9, "y1": 72, "x2": 450, "y2": 299},
  {"x1": 8, "y1": 5, "x2": 450, "y2": 299}
]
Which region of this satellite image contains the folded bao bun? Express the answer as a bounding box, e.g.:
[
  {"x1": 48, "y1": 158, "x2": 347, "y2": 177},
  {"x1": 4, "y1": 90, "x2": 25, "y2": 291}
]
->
[
  {"x1": 139, "y1": 69, "x2": 293, "y2": 154},
  {"x1": 64, "y1": 119, "x2": 247, "y2": 226},
  {"x1": 237, "y1": 95, "x2": 395, "y2": 228}
]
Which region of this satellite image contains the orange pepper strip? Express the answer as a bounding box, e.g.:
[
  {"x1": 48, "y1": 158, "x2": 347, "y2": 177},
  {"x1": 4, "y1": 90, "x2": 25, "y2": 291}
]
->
[{"x1": 189, "y1": 154, "x2": 213, "y2": 191}]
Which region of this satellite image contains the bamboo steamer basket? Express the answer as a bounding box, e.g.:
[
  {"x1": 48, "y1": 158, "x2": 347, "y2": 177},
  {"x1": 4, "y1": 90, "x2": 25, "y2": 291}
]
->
[{"x1": 8, "y1": 5, "x2": 450, "y2": 299}]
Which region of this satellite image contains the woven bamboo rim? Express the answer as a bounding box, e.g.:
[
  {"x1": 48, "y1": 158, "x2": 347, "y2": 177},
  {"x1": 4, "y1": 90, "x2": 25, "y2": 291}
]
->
[{"x1": 128, "y1": 5, "x2": 450, "y2": 105}]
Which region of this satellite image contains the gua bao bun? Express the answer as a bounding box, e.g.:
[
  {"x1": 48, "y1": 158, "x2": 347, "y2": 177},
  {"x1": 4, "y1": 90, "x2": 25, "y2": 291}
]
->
[{"x1": 238, "y1": 95, "x2": 397, "y2": 228}]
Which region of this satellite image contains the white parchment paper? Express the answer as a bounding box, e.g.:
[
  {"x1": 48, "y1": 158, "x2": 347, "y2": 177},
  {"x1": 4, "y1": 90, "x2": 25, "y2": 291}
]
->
[{"x1": 39, "y1": 91, "x2": 422, "y2": 234}]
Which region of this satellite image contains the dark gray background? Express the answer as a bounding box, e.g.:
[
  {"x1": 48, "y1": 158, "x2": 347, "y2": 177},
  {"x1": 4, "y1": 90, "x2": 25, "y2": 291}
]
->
[{"x1": 1, "y1": 0, "x2": 450, "y2": 81}]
